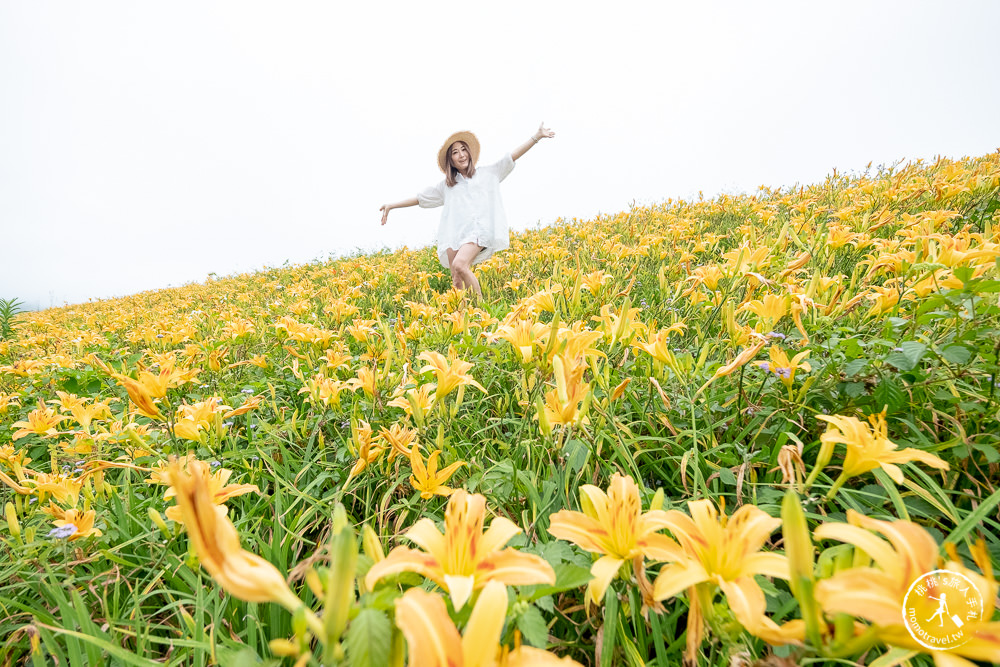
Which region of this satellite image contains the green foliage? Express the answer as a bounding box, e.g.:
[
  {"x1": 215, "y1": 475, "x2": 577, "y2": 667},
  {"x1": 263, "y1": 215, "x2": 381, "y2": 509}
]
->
[{"x1": 0, "y1": 297, "x2": 24, "y2": 339}]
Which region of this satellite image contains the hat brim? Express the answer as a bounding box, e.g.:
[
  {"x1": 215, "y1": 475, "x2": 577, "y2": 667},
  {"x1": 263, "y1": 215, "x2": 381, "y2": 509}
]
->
[{"x1": 437, "y1": 131, "x2": 480, "y2": 173}]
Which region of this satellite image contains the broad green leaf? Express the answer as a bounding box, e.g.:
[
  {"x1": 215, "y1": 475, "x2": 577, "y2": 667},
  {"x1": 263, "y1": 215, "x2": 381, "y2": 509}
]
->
[
  {"x1": 345, "y1": 609, "x2": 392, "y2": 667},
  {"x1": 940, "y1": 344, "x2": 972, "y2": 365},
  {"x1": 516, "y1": 605, "x2": 550, "y2": 648}
]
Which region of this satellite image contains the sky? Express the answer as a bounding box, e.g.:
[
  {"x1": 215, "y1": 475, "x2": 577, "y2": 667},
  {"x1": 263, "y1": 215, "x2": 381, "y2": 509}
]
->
[{"x1": 1, "y1": 1, "x2": 998, "y2": 311}]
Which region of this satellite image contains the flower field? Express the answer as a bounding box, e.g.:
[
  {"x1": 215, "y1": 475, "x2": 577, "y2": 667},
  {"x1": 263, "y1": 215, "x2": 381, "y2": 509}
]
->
[{"x1": 2, "y1": 152, "x2": 1000, "y2": 666}]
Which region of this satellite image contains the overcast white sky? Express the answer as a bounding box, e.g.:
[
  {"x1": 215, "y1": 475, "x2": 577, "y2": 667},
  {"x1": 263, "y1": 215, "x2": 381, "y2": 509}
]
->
[{"x1": 2, "y1": 1, "x2": 998, "y2": 311}]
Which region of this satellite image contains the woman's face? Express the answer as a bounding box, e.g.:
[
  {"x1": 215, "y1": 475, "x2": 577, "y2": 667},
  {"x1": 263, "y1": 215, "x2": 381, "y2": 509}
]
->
[{"x1": 449, "y1": 142, "x2": 471, "y2": 173}]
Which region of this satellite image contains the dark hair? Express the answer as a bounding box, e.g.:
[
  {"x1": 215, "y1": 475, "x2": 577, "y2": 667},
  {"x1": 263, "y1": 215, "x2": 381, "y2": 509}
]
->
[{"x1": 444, "y1": 141, "x2": 476, "y2": 187}]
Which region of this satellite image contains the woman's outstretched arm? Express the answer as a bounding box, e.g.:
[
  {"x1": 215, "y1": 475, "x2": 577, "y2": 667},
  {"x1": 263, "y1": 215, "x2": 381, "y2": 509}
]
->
[
  {"x1": 380, "y1": 197, "x2": 419, "y2": 226},
  {"x1": 511, "y1": 122, "x2": 555, "y2": 161}
]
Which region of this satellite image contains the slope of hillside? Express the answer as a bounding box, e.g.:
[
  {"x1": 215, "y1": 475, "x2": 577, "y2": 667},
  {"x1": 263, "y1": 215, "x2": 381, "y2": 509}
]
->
[{"x1": 2, "y1": 152, "x2": 999, "y2": 665}]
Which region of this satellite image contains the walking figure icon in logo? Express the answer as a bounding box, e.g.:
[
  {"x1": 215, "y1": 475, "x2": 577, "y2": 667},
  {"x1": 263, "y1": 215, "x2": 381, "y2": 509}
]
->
[{"x1": 926, "y1": 593, "x2": 964, "y2": 628}]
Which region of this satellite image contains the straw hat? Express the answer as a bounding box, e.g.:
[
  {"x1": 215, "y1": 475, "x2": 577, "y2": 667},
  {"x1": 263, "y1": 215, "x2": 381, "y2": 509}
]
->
[{"x1": 437, "y1": 131, "x2": 480, "y2": 173}]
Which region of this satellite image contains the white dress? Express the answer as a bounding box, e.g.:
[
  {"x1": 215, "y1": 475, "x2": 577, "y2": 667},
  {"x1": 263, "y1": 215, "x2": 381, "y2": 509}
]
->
[{"x1": 417, "y1": 153, "x2": 515, "y2": 268}]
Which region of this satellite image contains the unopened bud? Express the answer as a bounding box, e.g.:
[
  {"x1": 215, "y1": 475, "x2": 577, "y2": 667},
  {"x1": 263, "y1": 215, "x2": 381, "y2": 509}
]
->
[{"x1": 5, "y1": 502, "x2": 21, "y2": 542}]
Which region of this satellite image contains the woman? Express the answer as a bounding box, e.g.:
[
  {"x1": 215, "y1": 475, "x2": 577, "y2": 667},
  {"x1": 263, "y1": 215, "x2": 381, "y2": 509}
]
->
[{"x1": 380, "y1": 123, "x2": 555, "y2": 297}]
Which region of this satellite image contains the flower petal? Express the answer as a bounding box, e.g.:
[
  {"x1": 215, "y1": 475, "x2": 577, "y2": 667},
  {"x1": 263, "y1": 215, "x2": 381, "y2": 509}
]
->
[
  {"x1": 395, "y1": 587, "x2": 462, "y2": 667},
  {"x1": 587, "y1": 555, "x2": 624, "y2": 606},
  {"x1": 653, "y1": 559, "x2": 710, "y2": 601},
  {"x1": 461, "y1": 580, "x2": 507, "y2": 667}
]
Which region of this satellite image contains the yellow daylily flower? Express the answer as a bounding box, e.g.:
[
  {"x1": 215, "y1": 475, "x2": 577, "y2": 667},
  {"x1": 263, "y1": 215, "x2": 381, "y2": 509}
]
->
[
  {"x1": 343, "y1": 419, "x2": 385, "y2": 486},
  {"x1": 738, "y1": 293, "x2": 790, "y2": 332},
  {"x1": 366, "y1": 490, "x2": 554, "y2": 610},
  {"x1": 652, "y1": 499, "x2": 803, "y2": 660},
  {"x1": 164, "y1": 458, "x2": 309, "y2": 614},
  {"x1": 395, "y1": 581, "x2": 581, "y2": 667},
  {"x1": 758, "y1": 345, "x2": 811, "y2": 388},
  {"x1": 814, "y1": 511, "x2": 1000, "y2": 666},
  {"x1": 378, "y1": 422, "x2": 420, "y2": 463},
  {"x1": 10, "y1": 402, "x2": 65, "y2": 440},
  {"x1": 417, "y1": 350, "x2": 486, "y2": 402},
  {"x1": 491, "y1": 318, "x2": 550, "y2": 364},
  {"x1": 696, "y1": 338, "x2": 767, "y2": 395},
  {"x1": 119, "y1": 377, "x2": 163, "y2": 419},
  {"x1": 548, "y1": 473, "x2": 681, "y2": 607},
  {"x1": 632, "y1": 322, "x2": 688, "y2": 365},
  {"x1": 49, "y1": 507, "x2": 102, "y2": 541},
  {"x1": 813, "y1": 412, "x2": 949, "y2": 498},
  {"x1": 540, "y1": 355, "x2": 592, "y2": 428},
  {"x1": 409, "y1": 448, "x2": 465, "y2": 500},
  {"x1": 163, "y1": 460, "x2": 260, "y2": 523}
]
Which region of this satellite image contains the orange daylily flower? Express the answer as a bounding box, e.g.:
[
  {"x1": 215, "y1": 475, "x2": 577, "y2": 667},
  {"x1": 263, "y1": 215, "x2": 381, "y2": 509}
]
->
[
  {"x1": 812, "y1": 412, "x2": 949, "y2": 498},
  {"x1": 395, "y1": 581, "x2": 581, "y2": 667},
  {"x1": 162, "y1": 459, "x2": 260, "y2": 522},
  {"x1": 164, "y1": 458, "x2": 310, "y2": 615},
  {"x1": 653, "y1": 499, "x2": 803, "y2": 660},
  {"x1": 409, "y1": 448, "x2": 465, "y2": 500},
  {"x1": 366, "y1": 490, "x2": 554, "y2": 610},
  {"x1": 417, "y1": 350, "x2": 486, "y2": 402},
  {"x1": 814, "y1": 512, "x2": 1000, "y2": 666},
  {"x1": 10, "y1": 403, "x2": 65, "y2": 440},
  {"x1": 548, "y1": 473, "x2": 680, "y2": 606},
  {"x1": 49, "y1": 507, "x2": 102, "y2": 541},
  {"x1": 696, "y1": 338, "x2": 767, "y2": 395}
]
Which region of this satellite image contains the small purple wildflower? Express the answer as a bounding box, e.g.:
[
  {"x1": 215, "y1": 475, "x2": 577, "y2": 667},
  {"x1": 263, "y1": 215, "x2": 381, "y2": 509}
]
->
[{"x1": 49, "y1": 525, "x2": 78, "y2": 539}]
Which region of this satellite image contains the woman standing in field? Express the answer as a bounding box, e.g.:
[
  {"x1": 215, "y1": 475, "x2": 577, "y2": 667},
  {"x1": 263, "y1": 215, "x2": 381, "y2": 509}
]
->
[{"x1": 380, "y1": 123, "x2": 555, "y2": 297}]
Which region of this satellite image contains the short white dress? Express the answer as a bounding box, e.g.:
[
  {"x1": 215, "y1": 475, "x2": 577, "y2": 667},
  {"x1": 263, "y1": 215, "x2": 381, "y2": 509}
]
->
[{"x1": 417, "y1": 153, "x2": 515, "y2": 269}]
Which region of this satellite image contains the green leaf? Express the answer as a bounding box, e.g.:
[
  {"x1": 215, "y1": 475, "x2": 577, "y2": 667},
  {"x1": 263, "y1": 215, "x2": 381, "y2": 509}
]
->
[
  {"x1": 843, "y1": 358, "x2": 867, "y2": 376},
  {"x1": 516, "y1": 605, "x2": 550, "y2": 648},
  {"x1": 946, "y1": 486, "x2": 1000, "y2": 546},
  {"x1": 901, "y1": 341, "x2": 927, "y2": 366},
  {"x1": 718, "y1": 467, "x2": 737, "y2": 486},
  {"x1": 346, "y1": 609, "x2": 392, "y2": 667},
  {"x1": 940, "y1": 345, "x2": 972, "y2": 365},
  {"x1": 528, "y1": 562, "x2": 593, "y2": 600},
  {"x1": 873, "y1": 377, "x2": 905, "y2": 413}
]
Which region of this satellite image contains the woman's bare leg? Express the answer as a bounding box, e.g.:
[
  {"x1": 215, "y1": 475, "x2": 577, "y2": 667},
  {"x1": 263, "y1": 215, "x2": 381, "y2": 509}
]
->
[{"x1": 446, "y1": 243, "x2": 485, "y2": 296}]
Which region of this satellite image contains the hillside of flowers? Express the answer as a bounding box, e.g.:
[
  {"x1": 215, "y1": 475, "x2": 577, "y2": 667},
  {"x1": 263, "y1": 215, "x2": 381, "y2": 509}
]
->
[{"x1": 2, "y1": 152, "x2": 999, "y2": 666}]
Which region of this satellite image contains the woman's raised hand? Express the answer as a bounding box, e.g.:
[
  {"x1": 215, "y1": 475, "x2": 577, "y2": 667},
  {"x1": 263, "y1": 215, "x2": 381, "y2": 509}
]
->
[
  {"x1": 380, "y1": 205, "x2": 390, "y2": 226},
  {"x1": 535, "y1": 122, "x2": 555, "y2": 140}
]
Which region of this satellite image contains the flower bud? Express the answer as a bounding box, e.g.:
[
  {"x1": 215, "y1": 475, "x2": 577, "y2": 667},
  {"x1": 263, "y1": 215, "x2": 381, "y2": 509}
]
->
[{"x1": 5, "y1": 502, "x2": 21, "y2": 542}]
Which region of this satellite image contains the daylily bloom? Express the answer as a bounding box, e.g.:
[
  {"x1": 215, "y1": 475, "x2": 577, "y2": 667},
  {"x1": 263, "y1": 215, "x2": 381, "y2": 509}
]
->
[
  {"x1": 417, "y1": 350, "x2": 486, "y2": 402},
  {"x1": 652, "y1": 499, "x2": 803, "y2": 660},
  {"x1": 548, "y1": 473, "x2": 680, "y2": 606},
  {"x1": 10, "y1": 402, "x2": 65, "y2": 440},
  {"x1": 633, "y1": 322, "x2": 689, "y2": 365},
  {"x1": 378, "y1": 422, "x2": 420, "y2": 462},
  {"x1": 366, "y1": 490, "x2": 554, "y2": 610},
  {"x1": 814, "y1": 511, "x2": 1000, "y2": 666},
  {"x1": 164, "y1": 458, "x2": 310, "y2": 615},
  {"x1": 696, "y1": 338, "x2": 767, "y2": 395},
  {"x1": 343, "y1": 420, "x2": 385, "y2": 486},
  {"x1": 739, "y1": 294, "x2": 790, "y2": 332},
  {"x1": 491, "y1": 318, "x2": 550, "y2": 364},
  {"x1": 812, "y1": 412, "x2": 949, "y2": 498},
  {"x1": 49, "y1": 507, "x2": 102, "y2": 540},
  {"x1": 591, "y1": 300, "x2": 642, "y2": 347},
  {"x1": 395, "y1": 581, "x2": 581, "y2": 667},
  {"x1": 120, "y1": 377, "x2": 163, "y2": 419},
  {"x1": 540, "y1": 355, "x2": 592, "y2": 428},
  {"x1": 758, "y1": 345, "x2": 811, "y2": 388},
  {"x1": 173, "y1": 397, "x2": 233, "y2": 441},
  {"x1": 387, "y1": 384, "x2": 435, "y2": 424},
  {"x1": 409, "y1": 448, "x2": 465, "y2": 499},
  {"x1": 163, "y1": 460, "x2": 260, "y2": 523}
]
